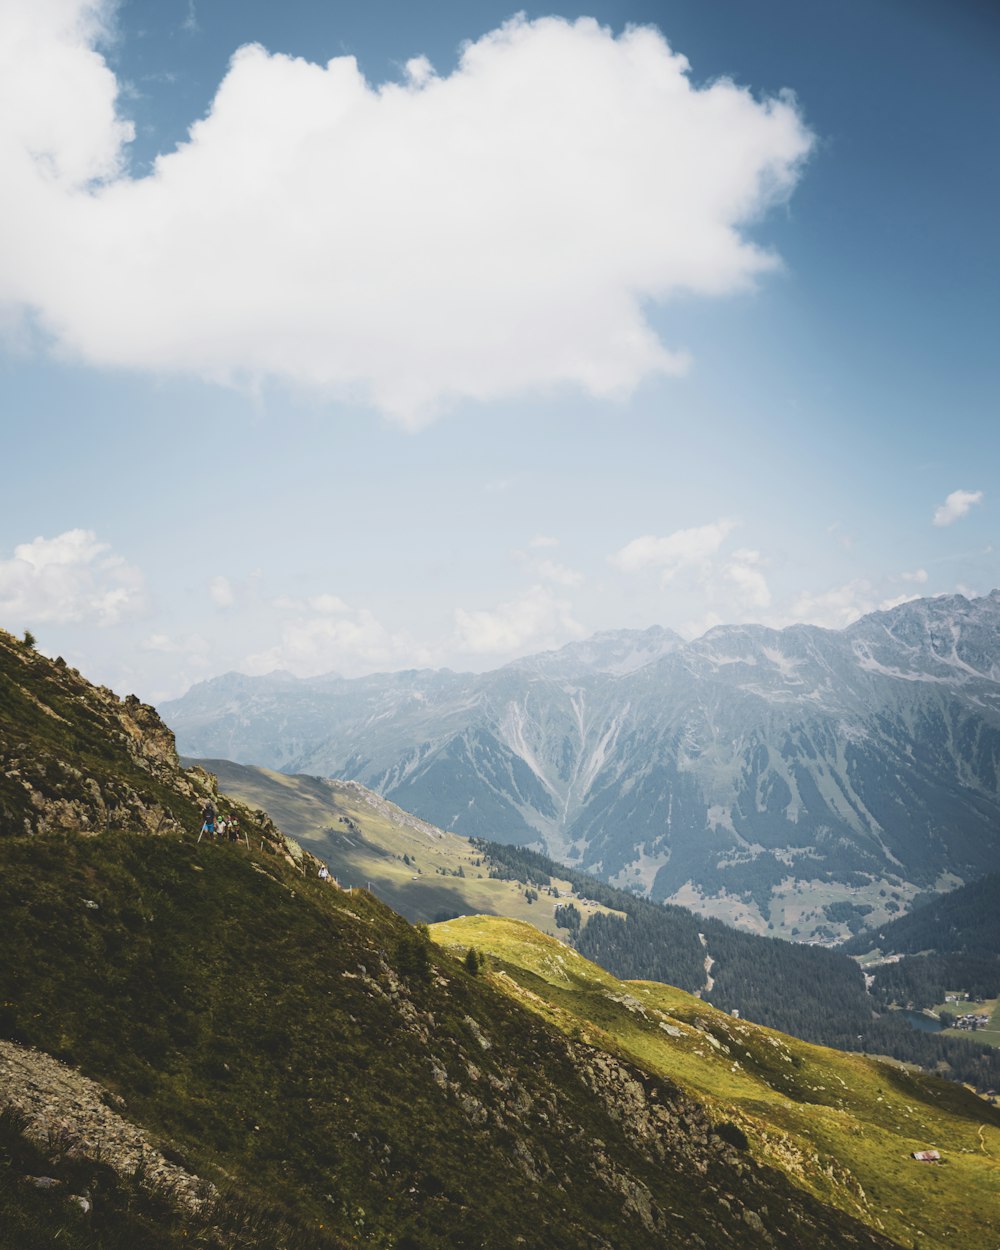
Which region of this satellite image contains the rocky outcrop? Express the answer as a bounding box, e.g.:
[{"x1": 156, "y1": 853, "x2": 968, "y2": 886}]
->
[
  {"x1": 0, "y1": 1039, "x2": 213, "y2": 1210},
  {"x1": 0, "y1": 627, "x2": 304, "y2": 863}
]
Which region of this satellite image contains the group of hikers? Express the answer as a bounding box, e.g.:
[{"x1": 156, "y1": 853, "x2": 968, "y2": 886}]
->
[
  {"x1": 198, "y1": 802, "x2": 244, "y2": 844},
  {"x1": 198, "y1": 801, "x2": 337, "y2": 885}
]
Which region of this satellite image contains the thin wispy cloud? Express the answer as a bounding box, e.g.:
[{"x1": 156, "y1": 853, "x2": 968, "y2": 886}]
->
[
  {"x1": 209, "y1": 575, "x2": 235, "y2": 608},
  {"x1": 453, "y1": 585, "x2": 585, "y2": 655},
  {"x1": 245, "y1": 595, "x2": 428, "y2": 677},
  {"x1": 0, "y1": 4, "x2": 813, "y2": 425}
]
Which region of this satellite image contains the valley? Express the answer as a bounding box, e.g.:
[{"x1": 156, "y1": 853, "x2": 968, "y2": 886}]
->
[{"x1": 165, "y1": 593, "x2": 1000, "y2": 940}]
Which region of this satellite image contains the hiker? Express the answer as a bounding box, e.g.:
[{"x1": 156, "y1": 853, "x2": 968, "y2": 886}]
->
[
  {"x1": 200, "y1": 802, "x2": 216, "y2": 839},
  {"x1": 318, "y1": 864, "x2": 330, "y2": 882}
]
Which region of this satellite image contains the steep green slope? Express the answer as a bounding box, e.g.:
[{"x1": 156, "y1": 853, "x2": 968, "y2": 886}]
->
[
  {"x1": 0, "y1": 630, "x2": 906, "y2": 1248},
  {"x1": 475, "y1": 840, "x2": 1000, "y2": 1089},
  {"x1": 432, "y1": 916, "x2": 1000, "y2": 1250},
  {"x1": 0, "y1": 831, "x2": 901, "y2": 1250}
]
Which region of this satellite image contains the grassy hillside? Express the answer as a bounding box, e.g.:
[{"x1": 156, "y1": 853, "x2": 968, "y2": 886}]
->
[
  {"x1": 0, "y1": 631, "x2": 991, "y2": 1246},
  {"x1": 433, "y1": 916, "x2": 1000, "y2": 1250},
  {"x1": 0, "y1": 830, "x2": 903, "y2": 1250},
  {"x1": 200, "y1": 758, "x2": 622, "y2": 935},
  {"x1": 206, "y1": 759, "x2": 1000, "y2": 1090}
]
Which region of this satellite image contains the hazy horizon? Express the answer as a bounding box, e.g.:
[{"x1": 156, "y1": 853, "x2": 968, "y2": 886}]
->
[{"x1": 2, "y1": 0, "x2": 996, "y2": 702}]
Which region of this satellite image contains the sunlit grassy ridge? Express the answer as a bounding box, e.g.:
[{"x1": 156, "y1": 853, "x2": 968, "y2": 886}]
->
[
  {"x1": 203, "y1": 758, "x2": 621, "y2": 933},
  {"x1": 432, "y1": 915, "x2": 1000, "y2": 1249}
]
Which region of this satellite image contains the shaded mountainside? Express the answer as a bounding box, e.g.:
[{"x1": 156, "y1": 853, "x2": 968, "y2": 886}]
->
[
  {"x1": 0, "y1": 628, "x2": 918, "y2": 1249},
  {"x1": 844, "y1": 872, "x2": 1000, "y2": 958},
  {"x1": 202, "y1": 760, "x2": 1000, "y2": 1092},
  {"x1": 164, "y1": 593, "x2": 1000, "y2": 938},
  {"x1": 844, "y1": 873, "x2": 1000, "y2": 1020},
  {"x1": 2, "y1": 835, "x2": 904, "y2": 1250}
]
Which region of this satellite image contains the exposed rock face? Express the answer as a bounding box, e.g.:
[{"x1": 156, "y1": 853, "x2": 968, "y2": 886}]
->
[
  {"x1": 0, "y1": 628, "x2": 297, "y2": 864},
  {"x1": 0, "y1": 1039, "x2": 213, "y2": 1210}
]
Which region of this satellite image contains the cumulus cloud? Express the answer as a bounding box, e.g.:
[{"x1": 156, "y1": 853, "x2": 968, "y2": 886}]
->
[
  {"x1": 245, "y1": 595, "x2": 427, "y2": 677},
  {"x1": 0, "y1": 4, "x2": 813, "y2": 423},
  {"x1": 723, "y1": 548, "x2": 771, "y2": 608},
  {"x1": 453, "y1": 585, "x2": 585, "y2": 655},
  {"x1": 0, "y1": 529, "x2": 145, "y2": 626},
  {"x1": 610, "y1": 520, "x2": 737, "y2": 581},
  {"x1": 901, "y1": 567, "x2": 929, "y2": 583},
  {"x1": 933, "y1": 489, "x2": 983, "y2": 527}
]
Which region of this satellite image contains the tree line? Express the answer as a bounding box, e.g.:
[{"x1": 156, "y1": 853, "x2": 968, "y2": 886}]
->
[{"x1": 471, "y1": 838, "x2": 1000, "y2": 1090}]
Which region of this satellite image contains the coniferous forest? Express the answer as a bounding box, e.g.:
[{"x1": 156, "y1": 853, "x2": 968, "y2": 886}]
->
[{"x1": 473, "y1": 839, "x2": 1000, "y2": 1089}]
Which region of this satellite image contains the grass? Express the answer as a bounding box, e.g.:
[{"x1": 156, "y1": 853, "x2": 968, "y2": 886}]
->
[
  {"x1": 1, "y1": 827, "x2": 898, "y2": 1250},
  {"x1": 203, "y1": 759, "x2": 622, "y2": 935},
  {"x1": 432, "y1": 914, "x2": 1000, "y2": 1249}
]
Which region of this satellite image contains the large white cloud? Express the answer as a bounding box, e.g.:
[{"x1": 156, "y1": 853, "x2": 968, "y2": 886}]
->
[
  {"x1": 0, "y1": 4, "x2": 814, "y2": 423},
  {"x1": 0, "y1": 528, "x2": 145, "y2": 626}
]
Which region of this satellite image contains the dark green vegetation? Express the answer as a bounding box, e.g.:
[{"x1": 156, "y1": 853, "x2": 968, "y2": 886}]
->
[
  {"x1": 0, "y1": 832, "x2": 902, "y2": 1250},
  {"x1": 844, "y1": 872, "x2": 1000, "y2": 1033},
  {"x1": 474, "y1": 840, "x2": 1000, "y2": 1089},
  {"x1": 845, "y1": 872, "x2": 1000, "y2": 958},
  {"x1": 1, "y1": 628, "x2": 909, "y2": 1248}
]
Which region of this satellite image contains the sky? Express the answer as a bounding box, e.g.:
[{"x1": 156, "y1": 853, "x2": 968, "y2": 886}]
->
[{"x1": 1, "y1": 0, "x2": 998, "y2": 701}]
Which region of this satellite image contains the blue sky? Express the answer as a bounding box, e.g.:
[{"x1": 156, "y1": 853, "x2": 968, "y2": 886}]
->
[{"x1": 1, "y1": 0, "x2": 997, "y2": 700}]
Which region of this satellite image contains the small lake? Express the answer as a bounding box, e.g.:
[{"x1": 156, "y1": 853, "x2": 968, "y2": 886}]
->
[{"x1": 900, "y1": 1009, "x2": 944, "y2": 1034}]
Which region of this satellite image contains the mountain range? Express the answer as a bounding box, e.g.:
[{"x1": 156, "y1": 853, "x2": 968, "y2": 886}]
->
[
  {"x1": 165, "y1": 592, "x2": 1000, "y2": 939},
  {"x1": 2, "y1": 623, "x2": 999, "y2": 1249}
]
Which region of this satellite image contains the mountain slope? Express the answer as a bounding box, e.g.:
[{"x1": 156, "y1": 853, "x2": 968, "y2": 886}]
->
[
  {"x1": 164, "y1": 592, "x2": 1000, "y2": 937},
  {"x1": 1, "y1": 625, "x2": 916, "y2": 1248},
  {"x1": 195, "y1": 756, "x2": 623, "y2": 933},
  {"x1": 432, "y1": 916, "x2": 1000, "y2": 1250},
  {"x1": 203, "y1": 759, "x2": 1000, "y2": 1090},
  {"x1": 845, "y1": 872, "x2": 1000, "y2": 958}
]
